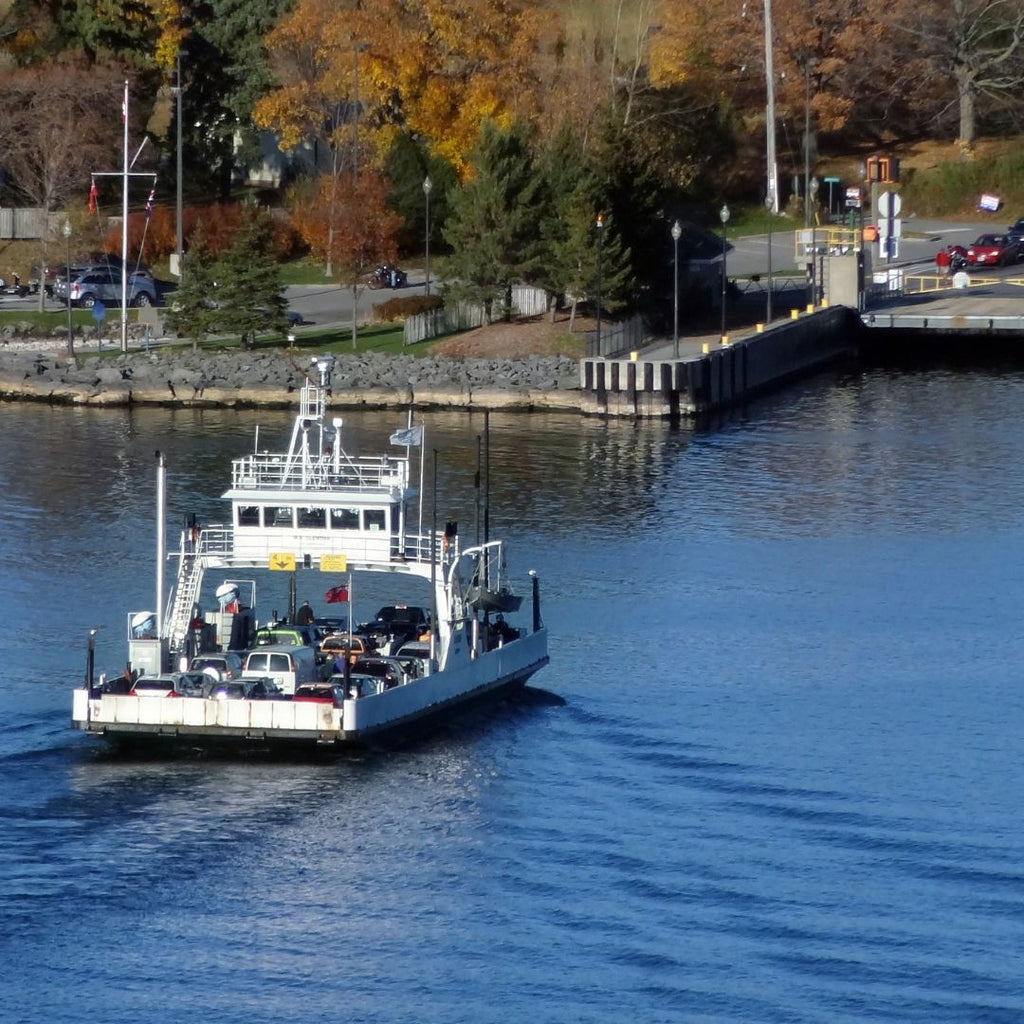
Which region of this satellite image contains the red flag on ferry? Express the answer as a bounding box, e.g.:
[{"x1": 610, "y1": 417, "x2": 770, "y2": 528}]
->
[
  {"x1": 145, "y1": 188, "x2": 155, "y2": 219},
  {"x1": 325, "y1": 585, "x2": 349, "y2": 604},
  {"x1": 88, "y1": 181, "x2": 98, "y2": 213}
]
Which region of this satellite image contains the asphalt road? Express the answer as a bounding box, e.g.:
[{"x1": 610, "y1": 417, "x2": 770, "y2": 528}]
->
[{"x1": 2, "y1": 217, "x2": 1018, "y2": 329}]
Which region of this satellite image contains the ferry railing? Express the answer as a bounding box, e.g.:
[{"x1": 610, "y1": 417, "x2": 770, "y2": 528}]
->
[{"x1": 231, "y1": 454, "x2": 409, "y2": 492}]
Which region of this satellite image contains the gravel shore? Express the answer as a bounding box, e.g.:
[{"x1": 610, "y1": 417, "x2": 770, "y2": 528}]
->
[{"x1": 0, "y1": 337, "x2": 581, "y2": 412}]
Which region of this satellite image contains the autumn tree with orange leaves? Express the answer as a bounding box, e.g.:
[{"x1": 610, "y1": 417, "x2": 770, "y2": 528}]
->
[{"x1": 289, "y1": 170, "x2": 401, "y2": 346}]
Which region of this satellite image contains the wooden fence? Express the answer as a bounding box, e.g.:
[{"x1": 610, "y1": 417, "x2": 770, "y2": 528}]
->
[
  {"x1": 0, "y1": 208, "x2": 52, "y2": 240},
  {"x1": 403, "y1": 285, "x2": 548, "y2": 346}
]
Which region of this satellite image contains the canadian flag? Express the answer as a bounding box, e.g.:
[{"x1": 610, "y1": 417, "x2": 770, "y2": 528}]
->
[
  {"x1": 145, "y1": 187, "x2": 155, "y2": 219},
  {"x1": 88, "y1": 181, "x2": 98, "y2": 213}
]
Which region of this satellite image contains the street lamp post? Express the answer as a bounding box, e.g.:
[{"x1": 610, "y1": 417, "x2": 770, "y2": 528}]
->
[
  {"x1": 423, "y1": 175, "x2": 432, "y2": 297},
  {"x1": 175, "y1": 50, "x2": 184, "y2": 283},
  {"x1": 803, "y1": 56, "x2": 815, "y2": 228},
  {"x1": 595, "y1": 213, "x2": 604, "y2": 354},
  {"x1": 63, "y1": 220, "x2": 73, "y2": 356},
  {"x1": 671, "y1": 220, "x2": 682, "y2": 358},
  {"x1": 720, "y1": 204, "x2": 730, "y2": 341},
  {"x1": 765, "y1": 195, "x2": 774, "y2": 323}
]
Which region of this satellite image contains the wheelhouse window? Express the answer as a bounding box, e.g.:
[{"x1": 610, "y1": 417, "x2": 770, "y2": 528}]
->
[
  {"x1": 237, "y1": 505, "x2": 260, "y2": 527},
  {"x1": 297, "y1": 506, "x2": 326, "y2": 529},
  {"x1": 268, "y1": 506, "x2": 293, "y2": 528},
  {"x1": 330, "y1": 507, "x2": 360, "y2": 530},
  {"x1": 365, "y1": 508, "x2": 386, "y2": 532}
]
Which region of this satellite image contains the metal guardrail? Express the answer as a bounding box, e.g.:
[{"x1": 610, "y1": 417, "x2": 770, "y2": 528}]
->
[
  {"x1": 231, "y1": 454, "x2": 407, "y2": 491},
  {"x1": 861, "y1": 312, "x2": 1024, "y2": 331}
]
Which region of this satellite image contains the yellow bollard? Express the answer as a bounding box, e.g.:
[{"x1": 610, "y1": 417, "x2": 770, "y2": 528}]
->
[
  {"x1": 821, "y1": 298, "x2": 829, "y2": 308},
  {"x1": 790, "y1": 308, "x2": 799, "y2": 319},
  {"x1": 721, "y1": 335, "x2": 730, "y2": 346},
  {"x1": 806, "y1": 303, "x2": 815, "y2": 314},
  {"x1": 701, "y1": 342, "x2": 711, "y2": 354},
  {"x1": 629, "y1": 350, "x2": 639, "y2": 361},
  {"x1": 756, "y1": 323, "x2": 765, "y2": 333}
]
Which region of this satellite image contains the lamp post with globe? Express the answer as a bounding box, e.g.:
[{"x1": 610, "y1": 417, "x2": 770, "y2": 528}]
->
[
  {"x1": 423, "y1": 175, "x2": 432, "y2": 297},
  {"x1": 671, "y1": 220, "x2": 682, "y2": 358},
  {"x1": 719, "y1": 204, "x2": 730, "y2": 341},
  {"x1": 63, "y1": 220, "x2": 73, "y2": 356}
]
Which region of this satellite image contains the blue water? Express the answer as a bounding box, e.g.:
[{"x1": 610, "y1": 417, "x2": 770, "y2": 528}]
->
[{"x1": 2, "y1": 369, "x2": 1024, "y2": 1022}]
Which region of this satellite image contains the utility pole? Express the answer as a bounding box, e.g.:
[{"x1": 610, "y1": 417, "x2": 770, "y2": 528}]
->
[
  {"x1": 175, "y1": 52, "x2": 184, "y2": 284},
  {"x1": 763, "y1": 0, "x2": 778, "y2": 214}
]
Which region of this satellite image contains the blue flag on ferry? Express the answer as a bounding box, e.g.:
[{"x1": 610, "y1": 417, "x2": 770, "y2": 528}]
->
[{"x1": 389, "y1": 424, "x2": 423, "y2": 446}]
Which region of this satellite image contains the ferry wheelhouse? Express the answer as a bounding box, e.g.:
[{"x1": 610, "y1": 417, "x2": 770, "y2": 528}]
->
[{"x1": 71, "y1": 356, "x2": 549, "y2": 749}]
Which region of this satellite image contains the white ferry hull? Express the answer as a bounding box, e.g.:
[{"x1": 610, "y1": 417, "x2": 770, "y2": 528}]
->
[{"x1": 72, "y1": 630, "x2": 548, "y2": 749}]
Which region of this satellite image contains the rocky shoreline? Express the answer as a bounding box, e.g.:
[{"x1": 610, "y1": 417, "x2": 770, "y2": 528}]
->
[{"x1": 0, "y1": 339, "x2": 582, "y2": 412}]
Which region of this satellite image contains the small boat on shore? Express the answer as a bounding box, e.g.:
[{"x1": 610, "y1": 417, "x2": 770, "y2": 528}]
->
[{"x1": 71, "y1": 355, "x2": 549, "y2": 751}]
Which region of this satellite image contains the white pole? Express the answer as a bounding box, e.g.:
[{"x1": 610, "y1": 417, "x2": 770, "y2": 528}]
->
[
  {"x1": 121, "y1": 81, "x2": 129, "y2": 353},
  {"x1": 764, "y1": 0, "x2": 779, "y2": 214},
  {"x1": 417, "y1": 424, "x2": 425, "y2": 558},
  {"x1": 156, "y1": 452, "x2": 166, "y2": 641}
]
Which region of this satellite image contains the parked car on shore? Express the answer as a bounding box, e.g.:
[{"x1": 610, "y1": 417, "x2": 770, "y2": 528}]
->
[
  {"x1": 1007, "y1": 217, "x2": 1024, "y2": 243},
  {"x1": 965, "y1": 234, "x2": 1021, "y2": 267},
  {"x1": 53, "y1": 267, "x2": 158, "y2": 308}
]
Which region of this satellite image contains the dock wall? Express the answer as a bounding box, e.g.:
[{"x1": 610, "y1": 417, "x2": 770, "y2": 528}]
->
[{"x1": 580, "y1": 307, "x2": 860, "y2": 418}]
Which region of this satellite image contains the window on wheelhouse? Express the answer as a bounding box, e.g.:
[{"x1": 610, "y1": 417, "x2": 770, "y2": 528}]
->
[
  {"x1": 269, "y1": 506, "x2": 294, "y2": 528},
  {"x1": 297, "y1": 506, "x2": 326, "y2": 529},
  {"x1": 237, "y1": 505, "x2": 260, "y2": 527},
  {"x1": 330, "y1": 507, "x2": 360, "y2": 530},
  {"x1": 365, "y1": 509, "x2": 386, "y2": 532}
]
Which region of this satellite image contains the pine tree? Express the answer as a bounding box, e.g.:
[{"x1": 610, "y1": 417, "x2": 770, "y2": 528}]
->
[
  {"x1": 212, "y1": 206, "x2": 288, "y2": 348},
  {"x1": 165, "y1": 223, "x2": 219, "y2": 352},
  {"x1": 440, "y1": 121, "x2": 545, "y2": 323},
  {"x1": 535, "y1": 128, "x2": 633, "y2": 329}
]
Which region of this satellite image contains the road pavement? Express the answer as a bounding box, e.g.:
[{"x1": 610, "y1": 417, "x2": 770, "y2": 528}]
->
[{"x1": 1, "y1": 216, "x2": 1017, "y2": 330}]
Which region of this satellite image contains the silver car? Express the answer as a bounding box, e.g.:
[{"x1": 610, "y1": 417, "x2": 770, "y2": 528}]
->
[{"x1": 53, "y1": 267, "x2": 158, "y2": 309}]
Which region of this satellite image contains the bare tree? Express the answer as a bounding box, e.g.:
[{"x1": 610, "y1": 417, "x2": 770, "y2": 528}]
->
[
  {"x1": 876, "y1": 0, "x2": 1024, "y2": 146},
  {"x1": 0, "y1": 62, "x2": 121, "y2": 308}
]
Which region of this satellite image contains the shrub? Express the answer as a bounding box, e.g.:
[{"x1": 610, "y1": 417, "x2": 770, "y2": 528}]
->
[{"x1": 372, "y1": 294, "x2": 444, "y2": 322}]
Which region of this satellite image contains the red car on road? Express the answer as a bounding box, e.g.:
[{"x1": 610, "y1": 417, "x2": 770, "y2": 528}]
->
[{"x1": 965, "y1": 234, "x2": 1021, "y2": 267}]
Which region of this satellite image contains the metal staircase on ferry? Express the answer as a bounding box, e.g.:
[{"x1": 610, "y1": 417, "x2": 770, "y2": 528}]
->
[{"x1": 166, "y1": 547, "x2": 204, "y2": 654}]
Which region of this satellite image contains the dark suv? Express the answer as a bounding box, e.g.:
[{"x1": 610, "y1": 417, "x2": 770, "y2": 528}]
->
[{"x1": 1008, "y1": 217, "x2": 1024, "y2": 243}]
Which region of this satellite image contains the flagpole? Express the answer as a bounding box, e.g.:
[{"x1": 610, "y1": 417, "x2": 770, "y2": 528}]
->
[
  {"x1": 417, "y1": 423, "x2": 425, "y2": 557},
  {"x1": 121, "y1": 81, "x2": 129, "y2": 353}
]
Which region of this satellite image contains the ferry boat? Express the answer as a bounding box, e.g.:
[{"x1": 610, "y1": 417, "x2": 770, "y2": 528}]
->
[{"x1": 71, "y1": 356, "x2": 549, "y2": 749}]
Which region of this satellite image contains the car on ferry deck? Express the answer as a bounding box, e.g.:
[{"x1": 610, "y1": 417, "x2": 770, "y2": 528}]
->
[
  {"x1": 189, "y1": 652, "x2": 244, "y2": 681},
  {"x1": 242, "y1": 645, "x2": 321, "y2": 695},
  {"x1": 293, "y1": 681, "x2": 347, "y2": 707}
]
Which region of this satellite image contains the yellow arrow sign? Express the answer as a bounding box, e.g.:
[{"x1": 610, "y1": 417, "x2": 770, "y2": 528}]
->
[
  {"x1": 268, "y1": 552, "x2": 296, "y2": 571},
  {"x1": 320, "y1": 554, "x2": 348, "y2": 572}
]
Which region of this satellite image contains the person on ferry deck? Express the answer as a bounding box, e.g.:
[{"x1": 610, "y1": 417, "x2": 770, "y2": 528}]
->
[{"x1": 296, "y1": 600, "x2": 315, "y2": 625}]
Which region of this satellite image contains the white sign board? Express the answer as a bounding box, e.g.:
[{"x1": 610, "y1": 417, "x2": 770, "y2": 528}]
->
[{"x1": 877, "y1": 191, "x2": 902, "y2": 218}]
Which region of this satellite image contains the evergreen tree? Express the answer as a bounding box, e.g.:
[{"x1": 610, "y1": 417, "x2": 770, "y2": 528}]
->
[
  {"x1": 383, "y1": 132, "x2": 458, "y2": 258},
  {"x1": 439, "y1": 121, "x2": 545, "y2": 322},
  {"x1": 590, "y1": 116, "x2": 668, "y2": 307},
  {"x1": 165, "y1": 223, "x2": 219, "y2": 352},
  {"x1": 534, "y1": 127, "x2": 633, "y2": 328},
  {"x1": 212, "y1": 205, "x2": 287, "y2": 348}
]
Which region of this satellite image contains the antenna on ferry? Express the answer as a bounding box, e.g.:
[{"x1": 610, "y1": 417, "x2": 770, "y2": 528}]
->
[
  {"x1": 475, "y1": 435, "x2": 482, "y2": 546},
  {"x1": 429, "y1": 448, "x2": 438, "y2": 665},
  {"x1": 155, "y1": 451, "x2": 166, "y2": 652},
  {"x1": 484, "y1": 409, "x2": 490, "y2": 547}
]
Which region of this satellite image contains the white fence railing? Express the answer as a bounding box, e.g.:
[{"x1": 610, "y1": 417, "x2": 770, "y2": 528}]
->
[
  {"x1": 403, "y1": 285, "x2": 548, "y2": 346},
  {"x1": 0, "y1": 208, "x2": 53, "y2": 240}
]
